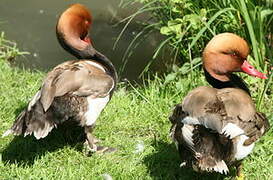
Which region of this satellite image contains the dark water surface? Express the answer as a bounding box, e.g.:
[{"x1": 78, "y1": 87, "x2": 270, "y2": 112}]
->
[{"x1": 0, "y1": 0, "x2": 166, "y2": 80}]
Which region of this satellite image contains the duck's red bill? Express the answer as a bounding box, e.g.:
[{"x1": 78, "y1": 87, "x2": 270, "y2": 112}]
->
[
  {"x1": 241, "y1": 60, "x2": 267, "y2": 79},
  {"x1": 83, "y1": 37, "x2": 91, "y2": 44}
]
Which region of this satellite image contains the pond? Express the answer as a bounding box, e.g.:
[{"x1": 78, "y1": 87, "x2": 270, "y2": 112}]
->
[{"x1": 0, "y1": 0, "x2": 167, "y2": 80}]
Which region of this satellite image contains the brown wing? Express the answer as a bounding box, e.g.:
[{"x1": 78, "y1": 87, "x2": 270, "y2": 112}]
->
[
  {"x1": 169, "y1": 86, "x2": 269, "y2": 173},
  {"x1": 217, "y1": 88, "x2": 270, "y2": 143},
  {"x1": 40, "y1": 60, "x2": 114, "y2": 112},
  {"x1": 169, "y1": 86, "x2": 223, "y2": 150},
  {"x1": 180, "y1": 86, "x2": 224, "y2": 133},
  {"x1": 173, "y1": 86, "x2": 269, "y2": 140}
]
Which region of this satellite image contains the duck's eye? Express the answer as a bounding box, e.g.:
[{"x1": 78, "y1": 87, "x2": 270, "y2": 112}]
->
[
  {"x1": 223, "y1": 51, "x2": 239, "y2": 57},
  {"x1": 231, "y1": 52, "x2": 237, "y2": 56}
]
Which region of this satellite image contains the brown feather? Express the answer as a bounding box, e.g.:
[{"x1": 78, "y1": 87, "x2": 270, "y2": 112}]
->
[
  {"x1": 169, "y1": 33, "x2": 269, "y2": 174},
  {"x1": 39, "y1": 60, "x2": 113, "y2": 112},
  {"x1": 3, "y1": 4, "x2": 117, "y2": 155}
]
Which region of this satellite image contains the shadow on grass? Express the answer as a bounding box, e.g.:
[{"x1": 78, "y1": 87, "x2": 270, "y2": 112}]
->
[
  {"x1": 143, "y1": 141, "x2": 228, "y2": 180},
  {"x1": 2, "y1": 121, "x2": 85, "y2": 166}
]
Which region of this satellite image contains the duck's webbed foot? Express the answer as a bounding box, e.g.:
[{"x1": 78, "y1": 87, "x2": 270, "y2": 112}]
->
[{"x1": 83, "y1": 126, "x2": 116, "y2": 156}]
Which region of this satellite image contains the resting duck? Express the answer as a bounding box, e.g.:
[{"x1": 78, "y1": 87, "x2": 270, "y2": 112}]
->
[
  {"x1": 3, "y1": 4, "x2": 118, "y2": 154},
  {"x1": 169, "y1": 33, "x2": 270, "y2": 176}
]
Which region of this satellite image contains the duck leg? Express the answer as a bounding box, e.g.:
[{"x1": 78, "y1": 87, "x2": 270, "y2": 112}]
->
[
  {"x1": 83, "y1": 125, "x2": 116, "y2": 155},
  {"x1": 235, "y1": 162, "x2": 244, "y2": 180},
  {"x1": 83, "y1": 126, "x2": 98, "y2": 153}
]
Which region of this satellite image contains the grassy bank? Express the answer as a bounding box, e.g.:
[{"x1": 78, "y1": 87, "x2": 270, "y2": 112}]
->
[{"x1": 0, "y1": 37, "x2": 272, "y2": 179}]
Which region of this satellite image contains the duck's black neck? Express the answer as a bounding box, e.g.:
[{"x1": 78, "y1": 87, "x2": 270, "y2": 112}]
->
[
  {"x1": 204, "y1": 69, "x2": 251, "y2": 95},
  {"x1": 86, "y1": 50, "x2": 118, "y2": 85},
  {"x1": 56, "y1": 33, "x2": 118, "y2": 85},
  {"x1": 76, "y1": 48, "x2": 118, "y2": 95}
]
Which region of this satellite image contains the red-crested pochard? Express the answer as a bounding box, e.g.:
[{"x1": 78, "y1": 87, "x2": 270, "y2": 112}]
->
[
  {"x1": 3, "y1": 4, "x2": 118, "y2": 154},
  {"x1": 169, "y1": 33, "x2": 270, "y2": 176}
]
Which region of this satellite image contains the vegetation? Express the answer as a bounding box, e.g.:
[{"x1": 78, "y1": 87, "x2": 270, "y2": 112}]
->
[
  {"x1": 0, "y1": 31, "x2": 273, "y2": 179},
  {"x1": 123, "y1": 0, "x2": 273, "y2": 110},
  {"x1": 0, "y1": 32, "x2": 28, "y2": 61}
]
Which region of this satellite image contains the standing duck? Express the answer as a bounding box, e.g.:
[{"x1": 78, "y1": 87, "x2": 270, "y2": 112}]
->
[
  {"x1": 3, "y1": 4, "x2": 118, "y2": 154},
  {"x1": 169, "y1": 33, "x2": 270, "y2": 176}
]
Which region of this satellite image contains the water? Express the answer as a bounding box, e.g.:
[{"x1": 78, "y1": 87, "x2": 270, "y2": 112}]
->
[{"x1": 0, "y1": 0, "x2": 166, "y2": 80}]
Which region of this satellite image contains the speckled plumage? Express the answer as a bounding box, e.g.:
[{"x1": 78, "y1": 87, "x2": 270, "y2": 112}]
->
[
  {"x1": 3, "y1": 4, "x2": 118, "y2": 154},
  {"x1": 169, "y1": 33, "x2": 270, "y2": 175}
]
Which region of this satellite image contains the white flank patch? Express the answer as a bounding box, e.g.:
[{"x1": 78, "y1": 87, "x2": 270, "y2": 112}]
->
[
  {"x1": 182, "y1": 116, "x2": 200, "y2": 125},
  {"x1": 234, "y1": 135, "x2": 255, "y2": 160},
  {"x1": 85, "y1": 61, "x2": 105, "y2": 72},
  {"x1": 28, "y1": 90, "x2": 41, "y2": 111},
  {"x1": 221, "y1": 123, "x2": 244, "y2": 139},
  {"x1": 182, "y1": 124, "x2": 195, "y2": 150},
  {"x1": 85, "y1": 95, "x2": 109, "y2": 126}
]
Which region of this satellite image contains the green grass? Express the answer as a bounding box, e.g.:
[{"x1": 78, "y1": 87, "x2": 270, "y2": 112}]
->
[
  {"x1": 129, "y1": 0, "x2": 273, "y2": 109},
  {"x1": 0, "y1": 27, "x2": 272, "y2": 179},
  {"x1": 0, "y1": 58, "x2": 272, "y2": 179}
]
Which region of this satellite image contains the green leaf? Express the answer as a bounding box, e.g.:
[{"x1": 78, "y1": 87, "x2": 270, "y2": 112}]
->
[
  {"x1": 160, "y1": 26, "x2": 172, "y2": 35},
  {"x1": 184, "y1": 14, "x2": 200, "y2": 29},
  {"x1": 164, "y1": 73, "x2": 177, "y2": 84},
  {"x1": 191, "y1": 57, "x2": 202, "y2": 65},
  {"x1": 261, "y1": 9, "x2": 273, "y2": 21}
]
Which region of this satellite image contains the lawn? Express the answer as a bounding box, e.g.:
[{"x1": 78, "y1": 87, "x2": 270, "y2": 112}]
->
[{"x1": 0, "y1": 55, "x2": 272, "y2": 180}]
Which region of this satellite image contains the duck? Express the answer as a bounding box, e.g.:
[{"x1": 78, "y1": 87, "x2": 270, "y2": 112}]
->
[
  {"x1": 169, "y1": 33, "x2": 270, "y2": 176},
  {"x1": 3, "y1": 4, "x2": 118, "y2": 154}
]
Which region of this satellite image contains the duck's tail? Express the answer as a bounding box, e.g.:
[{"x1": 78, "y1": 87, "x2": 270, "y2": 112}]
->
[
  {"x1": 2, "y1": 91, "x2": 55, "y2": 139},
  {"x1": 182, "y1": 124, "x2": 230, "y2": 174},
  {"x1": 198, "y1": 156, "x2": 229, "y2": 174}
]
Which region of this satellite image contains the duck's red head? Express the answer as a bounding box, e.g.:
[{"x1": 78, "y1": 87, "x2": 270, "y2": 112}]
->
[
  {"x1": 202, "y1": 33, "x2": 267, "y2": 81},
  {"x1": 56, "y1": 4, "x2": 94, "y2": 58}
]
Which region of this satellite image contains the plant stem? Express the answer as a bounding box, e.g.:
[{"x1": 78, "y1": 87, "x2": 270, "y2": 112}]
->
[{"x1": 239, "y1": 0, "x2": 260, "y2": 66}]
